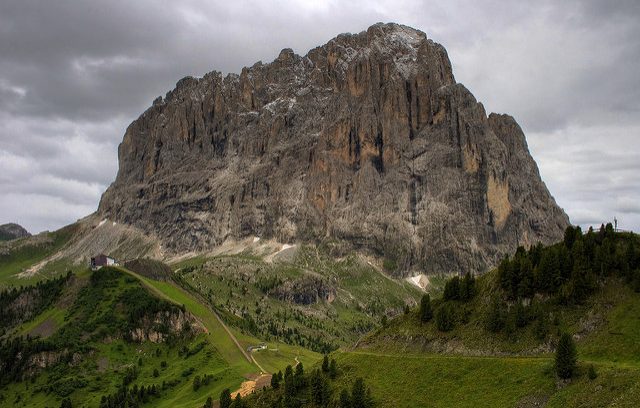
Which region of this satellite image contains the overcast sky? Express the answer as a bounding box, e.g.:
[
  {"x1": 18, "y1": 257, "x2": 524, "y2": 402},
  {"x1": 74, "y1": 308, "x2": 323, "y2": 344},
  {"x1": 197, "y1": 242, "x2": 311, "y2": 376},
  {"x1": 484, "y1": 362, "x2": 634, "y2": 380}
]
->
[{"x1": 1, "y1": 0, "x2": 639, "y2": 234}]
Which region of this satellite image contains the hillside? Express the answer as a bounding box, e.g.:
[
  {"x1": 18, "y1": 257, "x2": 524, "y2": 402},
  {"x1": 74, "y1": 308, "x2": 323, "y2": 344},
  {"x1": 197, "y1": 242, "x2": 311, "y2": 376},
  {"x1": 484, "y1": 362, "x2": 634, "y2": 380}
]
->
[
  {"x1": 98, "y1": 22, "x2": 568, "y2": 276},
  {"x1": 331, "y1": 226, "x2": 640, "y2": 407},
  {"x1": 1, "y1": 226, "x2": 638, "y2": 407},
  {"x1": 225, "y1": 225, "x2": 640, "y2": 407},
  {"x1": 169, "y1": 245, "x2": 423, "y2": 353},
  {"x1": 0, "y1": 266, "x2": 319, "y2": 407},
  {"x1": 0, "y1": 224, "x2": 79, "y2": 290}
]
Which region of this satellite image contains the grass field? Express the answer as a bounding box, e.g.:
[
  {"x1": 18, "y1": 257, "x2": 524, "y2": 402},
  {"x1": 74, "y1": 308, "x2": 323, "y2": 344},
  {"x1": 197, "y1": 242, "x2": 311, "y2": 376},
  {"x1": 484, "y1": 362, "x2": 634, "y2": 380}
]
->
[
  {"x1": 333, "y1": 351, "x2": 640, "y2": 407},
  {"x1": 334, "y1": 273, "x2": 640, "y2": 407}
]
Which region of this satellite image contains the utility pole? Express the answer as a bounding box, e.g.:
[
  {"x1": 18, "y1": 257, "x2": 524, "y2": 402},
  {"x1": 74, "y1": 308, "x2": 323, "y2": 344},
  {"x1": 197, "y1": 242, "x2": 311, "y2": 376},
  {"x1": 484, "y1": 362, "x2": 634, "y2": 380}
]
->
[{"x1": 614, "y1": 217, "x2": 618, "y2": 232}]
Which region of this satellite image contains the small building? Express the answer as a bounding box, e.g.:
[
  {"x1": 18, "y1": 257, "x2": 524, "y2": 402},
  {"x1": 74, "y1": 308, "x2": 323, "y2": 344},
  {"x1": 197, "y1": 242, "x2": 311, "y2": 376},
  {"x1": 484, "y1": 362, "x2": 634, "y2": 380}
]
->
[
  {"x1": 247, "y1": 343, "x2": 267, "y2": 352},
  {"x1": 90, "y1": 254, "x2": 118, "y2": 270}
]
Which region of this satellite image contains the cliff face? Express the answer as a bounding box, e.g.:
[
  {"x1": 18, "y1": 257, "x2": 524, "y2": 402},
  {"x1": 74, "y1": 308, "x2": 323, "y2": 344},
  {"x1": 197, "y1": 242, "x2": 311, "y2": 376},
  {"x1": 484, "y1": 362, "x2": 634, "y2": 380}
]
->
[{"x1": 98, "y1": 23, "x2": 569, "y2": 275}]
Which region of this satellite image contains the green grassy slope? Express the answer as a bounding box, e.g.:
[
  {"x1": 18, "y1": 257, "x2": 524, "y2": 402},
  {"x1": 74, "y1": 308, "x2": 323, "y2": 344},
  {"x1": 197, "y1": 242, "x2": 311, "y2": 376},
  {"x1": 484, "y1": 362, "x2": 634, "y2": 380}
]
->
[
  {"x1": 333, "y1": 351, "x2": 640, "y2": 408},
  {"x1": 0, "y1": 224, "x2": 78, "y2": 289},
  {"x1": 326, "y1": 275, "x2": 640, "y2": 407},
  {"x1": 325, "y1": 229, "x2": 640, "y2": 408}
]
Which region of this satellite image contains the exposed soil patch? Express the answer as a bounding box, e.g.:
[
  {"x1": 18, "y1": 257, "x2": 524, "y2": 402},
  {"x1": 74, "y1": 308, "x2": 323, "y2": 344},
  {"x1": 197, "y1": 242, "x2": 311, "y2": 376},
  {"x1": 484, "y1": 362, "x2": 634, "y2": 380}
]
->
[
  {"x1": 28, "y1": 317, "x2": 57, "y2": 338},
  {"x1": 97, "y1": 357, "x2": 109, "y2": 372},
  {"x1": 515, "y1": 394, "x2": 549, "y2": 407},
  {"x1": 231, "y1": 374, "x2": 272, "y2": 399}
]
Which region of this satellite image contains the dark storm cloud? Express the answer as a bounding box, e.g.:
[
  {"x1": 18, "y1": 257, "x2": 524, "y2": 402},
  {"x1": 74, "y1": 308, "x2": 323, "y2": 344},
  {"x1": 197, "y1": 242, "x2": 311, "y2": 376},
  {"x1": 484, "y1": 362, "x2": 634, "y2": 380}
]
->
[{"x1": 0, "y1": 0, "x2": 638, "y2": 233}]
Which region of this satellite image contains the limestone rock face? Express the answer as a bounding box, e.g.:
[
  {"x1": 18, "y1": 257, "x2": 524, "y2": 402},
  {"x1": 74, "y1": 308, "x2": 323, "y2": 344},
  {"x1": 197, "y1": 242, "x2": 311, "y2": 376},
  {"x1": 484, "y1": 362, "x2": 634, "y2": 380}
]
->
[{"x1": 98, "y1": 23, "x2": 569, "y2": 275}]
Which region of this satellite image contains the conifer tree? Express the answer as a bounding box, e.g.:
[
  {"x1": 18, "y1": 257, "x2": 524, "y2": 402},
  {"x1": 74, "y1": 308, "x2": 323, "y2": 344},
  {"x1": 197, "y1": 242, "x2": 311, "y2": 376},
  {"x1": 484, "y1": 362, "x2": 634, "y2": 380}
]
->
[
  {"x1": 459, "y1": 273, "x2": 476, "y2": 301},
  {"x1": 443, "y1": 276, "x2": 460, "y2": 301},
  {"x1": 555, "y1": 333, "x2": 577, "y2": 379},
  {"x1": 219, "y1": 389, "x2": 232, "y2": 408},
  {"x1": 339, "y1": 388, "x2": 351, "y2": 408},
  {"x1": 419, "y1": 294, "x2": 433, "y2": 322},
  {"x1": 435, "y1": 303, "x2": 455, "y2": 332},
  {"x1": 232, "y1": 393, "x2": 246, "y2": 408},
  {"x1": 271, "y1": 371, "x2": 281, "y2": 389},
  {"x1": 351, "y1": 378, "x2": 367, "y2": 408},
  {"x1": 329, "y1": 359, "x2": 338, "y2": 379},
  {"x1": 486, "y1": 296, "x2": 506, "y2": 333}
]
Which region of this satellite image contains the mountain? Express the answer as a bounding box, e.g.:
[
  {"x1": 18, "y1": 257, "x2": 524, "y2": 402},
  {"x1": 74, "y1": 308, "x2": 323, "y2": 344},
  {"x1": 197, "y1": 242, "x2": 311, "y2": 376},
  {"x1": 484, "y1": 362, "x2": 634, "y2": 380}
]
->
[
  {"x1": 98, "y1": 22, "x2": 569, "y2": 275},
  {"x1": 0, "y1": 223, "x2": 30, "y2": 241}
]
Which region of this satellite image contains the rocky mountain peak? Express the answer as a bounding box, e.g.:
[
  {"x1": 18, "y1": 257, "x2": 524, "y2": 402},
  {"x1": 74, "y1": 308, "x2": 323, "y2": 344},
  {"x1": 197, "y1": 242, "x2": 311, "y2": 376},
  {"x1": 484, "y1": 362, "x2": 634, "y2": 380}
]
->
[
  {"x1": 0, "y1": 223, "x2": 31, "y2": 241},
  {"x1": 98, "y1": 23, "x2": 569, "y2": 275}
]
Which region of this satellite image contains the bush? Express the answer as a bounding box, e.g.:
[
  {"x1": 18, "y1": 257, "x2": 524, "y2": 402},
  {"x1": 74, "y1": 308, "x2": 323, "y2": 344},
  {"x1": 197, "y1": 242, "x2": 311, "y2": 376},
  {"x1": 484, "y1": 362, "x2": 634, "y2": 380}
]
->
[{"x1": 588, "y1": 364, "x2": 598, "y2": 380}]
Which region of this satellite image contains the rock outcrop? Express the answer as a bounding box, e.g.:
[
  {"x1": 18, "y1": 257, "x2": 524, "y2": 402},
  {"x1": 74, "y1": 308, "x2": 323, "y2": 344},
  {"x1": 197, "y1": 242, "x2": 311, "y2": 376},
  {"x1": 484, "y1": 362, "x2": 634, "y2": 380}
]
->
[
  {"x1": 128, "y1": 309, "x2": 205, "y2": 343},
  {"x1": 0, "y1": 223, "x2": 30, "y2": 241},
  {"x1": 98, "y1": 23, "x2": 569, "y2": 275},
  {"x1": 270, "y1": 276, "x2": 336, "y2": 305}
]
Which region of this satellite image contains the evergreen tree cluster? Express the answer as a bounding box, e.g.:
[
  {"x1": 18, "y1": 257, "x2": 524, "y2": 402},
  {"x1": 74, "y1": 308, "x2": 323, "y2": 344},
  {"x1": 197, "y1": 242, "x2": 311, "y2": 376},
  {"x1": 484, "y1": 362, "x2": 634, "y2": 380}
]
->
[
  {"x1": 229, "y1": 357, "x2": 374, "y2": 408},
  {"x1": 497, "y1": 224, "x2": 640, "y2": 304},
  {"x1": 99, "y1": 382, "x2": 160, "y2": 408},
  {"x1": 443, "y1": 273, "x2": 476, "y2": 302},
  {"x1": 422, "y1": 273, "x2": 477, "y2": 332}
]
